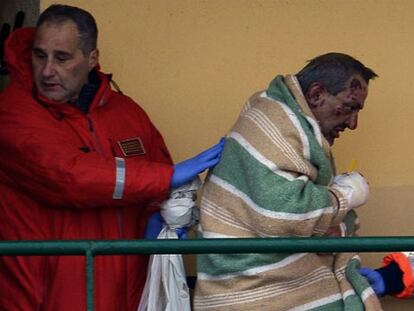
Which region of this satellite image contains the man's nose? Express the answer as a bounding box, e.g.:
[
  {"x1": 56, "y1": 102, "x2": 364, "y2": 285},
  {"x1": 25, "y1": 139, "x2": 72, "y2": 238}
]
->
[
  {"x1": 41, "y1": 60, "x2": 56, "y2": 77},
  {"x1": 345, "y1": 113, "x2": 358, "y2": 130}
]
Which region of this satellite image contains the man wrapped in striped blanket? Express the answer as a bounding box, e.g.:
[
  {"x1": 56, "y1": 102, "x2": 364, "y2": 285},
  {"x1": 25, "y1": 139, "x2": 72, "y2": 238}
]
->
[{"x1": 194, "y1": 53, "x2": 381, "y2": 311}]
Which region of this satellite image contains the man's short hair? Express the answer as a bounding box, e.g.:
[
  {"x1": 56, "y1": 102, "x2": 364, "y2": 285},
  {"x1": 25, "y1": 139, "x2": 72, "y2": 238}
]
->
[
  {"x1": 36, "y1": 4, "x2": 98, "y2": 54},
  {"x1": 296, "y1": 52, "x2": 378, "y2": 95}
]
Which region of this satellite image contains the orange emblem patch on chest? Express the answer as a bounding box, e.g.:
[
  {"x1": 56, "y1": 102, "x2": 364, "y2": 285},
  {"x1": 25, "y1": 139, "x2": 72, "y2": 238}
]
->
[{"x1": 117, "y1": 137, "x2": 146, "y2": 157}]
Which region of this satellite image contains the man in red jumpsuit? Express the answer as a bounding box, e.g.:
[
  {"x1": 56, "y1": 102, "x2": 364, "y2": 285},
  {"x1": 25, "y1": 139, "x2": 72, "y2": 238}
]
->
[{"x1": 0, "y1": 4, "x2": 223, "y2": 310}]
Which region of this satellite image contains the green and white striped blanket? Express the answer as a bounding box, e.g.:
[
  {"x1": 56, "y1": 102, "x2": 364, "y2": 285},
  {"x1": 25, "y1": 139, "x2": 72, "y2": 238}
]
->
[{"x1": 194, "y1": 75, "x2": 381, "y2": 311}]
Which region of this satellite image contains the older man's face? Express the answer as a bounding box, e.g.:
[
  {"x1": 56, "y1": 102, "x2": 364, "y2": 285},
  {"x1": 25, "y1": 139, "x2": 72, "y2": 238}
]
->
[
  {"x1": 310, "y1": 74, "x2": 369, "y2": 145},
  {"x1": 31, "y1": 20, "x2": 98, "y2": 103}
]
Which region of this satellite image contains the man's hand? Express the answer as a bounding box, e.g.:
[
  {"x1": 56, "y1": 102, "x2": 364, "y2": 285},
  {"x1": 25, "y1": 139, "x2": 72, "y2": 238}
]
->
[
  {"x1": 171, "y1": 138, "x2": 224, "y2": 189},
  {"x1": 331, "y1": 171, "x2": 369, "y2": 208},
  {"x1": 144, "y1": 212, "x2": 164, "y2": 239},
  {"x1": 144, "y1": 212, "x2": 189, "y2": 239},
  {"x1": 358, "y1": 267, "x2": 386, "y2": 297}
]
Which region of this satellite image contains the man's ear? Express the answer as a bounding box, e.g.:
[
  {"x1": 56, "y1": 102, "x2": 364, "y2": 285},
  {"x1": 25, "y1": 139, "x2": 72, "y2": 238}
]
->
[
  {"x1": 306, "y1": 82, "x2": 326, "y2": 108},
  {"x1": 88, "y1": 48, "x2": 99, "y2": 71}
]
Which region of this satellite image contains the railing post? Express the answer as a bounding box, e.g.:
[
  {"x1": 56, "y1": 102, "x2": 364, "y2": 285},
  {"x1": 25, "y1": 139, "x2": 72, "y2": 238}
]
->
[{"x1": 86, "y1": 247, "x2": 94, "y2": 311}]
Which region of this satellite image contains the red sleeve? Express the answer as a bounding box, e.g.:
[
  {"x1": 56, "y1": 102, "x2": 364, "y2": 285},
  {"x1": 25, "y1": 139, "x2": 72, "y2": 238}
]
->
[
  {"x1": 121, "y1": 118, "x2": 174, "y2": 206},
  {"x1": 383, "y1": 253, "x2": 414, "y2": 298}
]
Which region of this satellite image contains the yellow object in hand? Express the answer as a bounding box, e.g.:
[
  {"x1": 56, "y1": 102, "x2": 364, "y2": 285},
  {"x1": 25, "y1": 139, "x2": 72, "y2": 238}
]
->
[{"x1": 348, "y1": 159, "x2": 357, "y2": 172}]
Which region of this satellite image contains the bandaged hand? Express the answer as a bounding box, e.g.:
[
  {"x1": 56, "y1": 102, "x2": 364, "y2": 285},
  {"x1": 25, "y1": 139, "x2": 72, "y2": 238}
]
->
[
  {"x1": 158, "y1": 177, "x2": 201, "y2": 239},
  {"x1": 331, "y1": 171, "x2": 369, "y2": 209}
]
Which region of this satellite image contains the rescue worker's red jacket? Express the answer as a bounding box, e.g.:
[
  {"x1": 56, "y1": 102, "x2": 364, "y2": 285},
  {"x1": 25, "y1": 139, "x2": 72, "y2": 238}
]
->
[{"x1": 0, "y1": 27, "x2": 174, "y2": 311}]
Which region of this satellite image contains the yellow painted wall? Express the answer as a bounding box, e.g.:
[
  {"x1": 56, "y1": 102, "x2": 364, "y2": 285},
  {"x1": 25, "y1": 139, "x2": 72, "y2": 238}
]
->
[{"x1": 40, "y1": 1, "x2": 414, "y2": 309}]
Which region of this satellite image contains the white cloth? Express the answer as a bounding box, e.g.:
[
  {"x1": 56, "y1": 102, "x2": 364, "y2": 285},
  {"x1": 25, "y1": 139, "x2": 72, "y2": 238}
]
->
[
  {"x1": 138, "y1": 177, "x2": 201, "y2": 311},
  {"x1": 331, "y1": 171, "x2": 369, "y2": 208},
  {"x1": 160, "y1": 177, "x2": 201, "y2": 229}
]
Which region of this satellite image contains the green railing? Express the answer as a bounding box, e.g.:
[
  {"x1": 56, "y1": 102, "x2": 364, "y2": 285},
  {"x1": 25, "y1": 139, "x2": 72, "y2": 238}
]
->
[{"x1": 1, "y1": 236, "x2": 414, "y2": 310}]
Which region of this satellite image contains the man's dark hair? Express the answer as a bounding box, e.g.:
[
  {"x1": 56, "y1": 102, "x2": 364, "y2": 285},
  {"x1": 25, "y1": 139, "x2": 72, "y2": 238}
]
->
[
  {"x1": 36, "y1": 4, "x2": 98, "y2": 54},
  {"x1": 296, "y1": 52, "x2": 378, "y2": 95}
]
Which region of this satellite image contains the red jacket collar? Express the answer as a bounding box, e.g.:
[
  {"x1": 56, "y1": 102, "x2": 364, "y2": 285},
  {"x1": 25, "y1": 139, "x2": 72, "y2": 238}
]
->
[{"x1": 34, "y1": 71, "x2": 112, "y2": 119}]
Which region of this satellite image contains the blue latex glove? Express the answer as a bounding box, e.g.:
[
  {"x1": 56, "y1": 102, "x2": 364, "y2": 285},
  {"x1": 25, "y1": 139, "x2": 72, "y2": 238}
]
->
[
  {"x1": 144, "y1": 212, "x2": 188, "y2": 239},
  {"x1": 171, "y1": 138, "x2": 225, "y2": 189},
  {"x1": 144, "y1": 212, "x2": 164, "y2": 239},
  {"x1": 175, "y1": 227, "x2": 188, "y2": 239},
  {"x1": 358, "y1": 267, "x2": 386, "y2": 297}
]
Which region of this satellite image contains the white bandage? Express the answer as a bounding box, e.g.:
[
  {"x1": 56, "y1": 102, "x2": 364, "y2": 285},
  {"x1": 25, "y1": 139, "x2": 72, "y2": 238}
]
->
[
  {"x1": 160, "y1": 177, "x2": 201, "y2": 229},
  {"x1": 331, "y1": 171, "x2": 369, "y2": 208}
]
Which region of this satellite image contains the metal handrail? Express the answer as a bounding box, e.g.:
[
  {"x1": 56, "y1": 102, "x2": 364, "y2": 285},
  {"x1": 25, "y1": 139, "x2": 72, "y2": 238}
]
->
[{"x1": 2, "y1": 236, "x2": 414, "y2": 310}]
